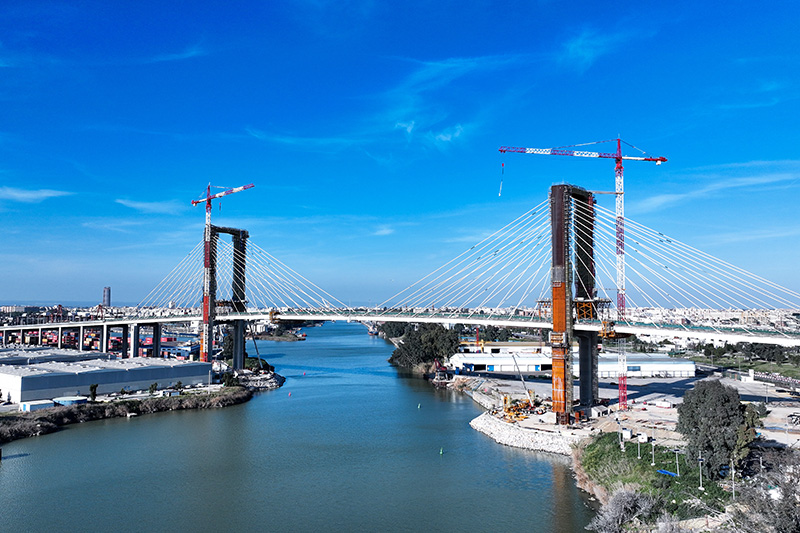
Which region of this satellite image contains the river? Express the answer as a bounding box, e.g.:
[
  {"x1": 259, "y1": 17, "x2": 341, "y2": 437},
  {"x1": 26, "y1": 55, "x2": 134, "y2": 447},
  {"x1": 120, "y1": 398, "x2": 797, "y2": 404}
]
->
[{"x1": 0, "y1": 321, "x2": 594, "y2": 532}]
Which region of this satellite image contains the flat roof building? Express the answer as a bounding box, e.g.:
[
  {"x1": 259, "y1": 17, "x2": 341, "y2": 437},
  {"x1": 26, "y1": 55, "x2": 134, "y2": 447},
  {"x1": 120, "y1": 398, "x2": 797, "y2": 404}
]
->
[
  {"x1": 447, "y1": 343, "x2": 695, "y2": 378},
  {"x1": 0, "y1": 356, "x2": 212, "y2": 404}
]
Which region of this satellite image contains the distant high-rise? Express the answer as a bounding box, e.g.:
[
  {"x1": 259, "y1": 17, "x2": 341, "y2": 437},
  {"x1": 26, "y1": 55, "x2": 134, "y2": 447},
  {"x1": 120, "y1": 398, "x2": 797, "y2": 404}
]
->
[{"x1": 102, "y1": 286, "x2": 111, "y2": 307}]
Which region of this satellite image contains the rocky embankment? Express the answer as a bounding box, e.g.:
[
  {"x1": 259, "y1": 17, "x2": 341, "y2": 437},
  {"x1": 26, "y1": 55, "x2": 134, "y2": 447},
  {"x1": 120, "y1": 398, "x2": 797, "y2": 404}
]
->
[
  {"x1": 0, "y1": 386, "x2": 253, "y2": 445},
  {"x1": 469, "y1": 412, "x2": 585, "y2": 456},
  {"x1": 238, "y1": 371, "x2": 286, "y2": 391}
]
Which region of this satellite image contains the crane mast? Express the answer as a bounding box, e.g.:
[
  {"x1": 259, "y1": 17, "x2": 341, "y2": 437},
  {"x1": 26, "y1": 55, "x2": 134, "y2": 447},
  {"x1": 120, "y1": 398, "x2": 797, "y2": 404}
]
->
[
  {"x1": 192, "y1": 183, "x2": 254, "y2": 362},
  {"x1": 499, "y1": 139, "x2": 666, "y2": 412}
]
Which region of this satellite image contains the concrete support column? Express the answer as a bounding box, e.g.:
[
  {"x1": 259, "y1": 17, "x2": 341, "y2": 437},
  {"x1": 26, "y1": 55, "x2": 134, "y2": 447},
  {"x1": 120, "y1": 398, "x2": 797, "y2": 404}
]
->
[
  {"x1": 101, "y1": 324, "x2": 109, "y2": 354},
  {"x1": 131, "y1": 324, "x2": 140, "y2": 358},
  {"x1": 79, "y1": 325, "x2": 85, "y2": 351},
  {"x1": 38, "y1": 327, "x2": 43, "y2": 345},
  {"x1": 233, "y1": 320, "x2": 246, "y2": 370},
  {"x1": 121, "y1": 324, "x2": 129, "y2": 359},
  {"x1": 577, "y1": 331, "x2": 599, "y2": 410},
  {"x1": 152, "y1": 323, "x2": 162, "y2": 358}
]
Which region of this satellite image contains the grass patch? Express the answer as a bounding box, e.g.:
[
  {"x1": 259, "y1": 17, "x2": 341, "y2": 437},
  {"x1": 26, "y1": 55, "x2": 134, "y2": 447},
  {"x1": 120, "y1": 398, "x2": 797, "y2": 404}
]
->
[
  {"x1": 582, "y1": 432, "x2": 729, "y2": 520},
  {"x1": 688, "y1": 355, "x2": 800, "y2": 379}
]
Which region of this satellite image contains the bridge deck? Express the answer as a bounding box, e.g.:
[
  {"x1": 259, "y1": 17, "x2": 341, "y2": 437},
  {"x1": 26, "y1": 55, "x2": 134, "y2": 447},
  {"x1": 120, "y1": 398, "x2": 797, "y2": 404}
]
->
[{"x1": 3, "y1": 310, "x2": 800, "y2": 347}]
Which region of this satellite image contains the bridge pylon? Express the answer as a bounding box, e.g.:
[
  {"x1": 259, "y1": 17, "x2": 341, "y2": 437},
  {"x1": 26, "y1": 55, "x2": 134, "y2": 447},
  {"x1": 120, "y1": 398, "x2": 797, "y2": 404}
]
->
[
  {"x1": 550, "y1": 184, "x2": 600, "y2": 424},
  {"x1": 201, "y1": 224, "x2": 249, "y2": 367}
]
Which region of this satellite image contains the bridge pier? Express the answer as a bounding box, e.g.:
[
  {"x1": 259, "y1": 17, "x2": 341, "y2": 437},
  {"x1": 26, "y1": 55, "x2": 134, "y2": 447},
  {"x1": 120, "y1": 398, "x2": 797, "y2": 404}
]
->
[
  {"x1": 121, "y1": 324, "x2": 129, "y2": 358},
  {"x1": 577, "y1": 331, "x2": 599, "y2": 408},
  {"x1": 101, "y1": 324, "x2": 109, "y2": 354},
  {"x1": 232, "y1": 320, "x2": 246, "y2": 370},
  {"x1": 131, "y1": 324, "x2": 140, "y2": 358},
  {"x1": 79, "y1": 325, "x2": 85, "y2": 351},
  {"x1": 152, "y1": 323, "x2": 162, "y2": 357}
]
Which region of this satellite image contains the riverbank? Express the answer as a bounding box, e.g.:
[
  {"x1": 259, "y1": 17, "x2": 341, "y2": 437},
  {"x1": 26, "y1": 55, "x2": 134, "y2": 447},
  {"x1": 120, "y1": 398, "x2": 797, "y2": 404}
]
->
[
  {"x1": 457, "y1": 376, "x2": 740, "y2": 531},
  {"x1": 0, "y1": 386, "x2": 253, "y2": 445},
  {"x1": 238, "y1": 371, "x2": 286, "y2": 390},
  {"x1": 469, "y1": 412, "x2": 587, "y2": 455},
  {"x1": 252, "y1": 334, "x2": 304, "y2": 341}
]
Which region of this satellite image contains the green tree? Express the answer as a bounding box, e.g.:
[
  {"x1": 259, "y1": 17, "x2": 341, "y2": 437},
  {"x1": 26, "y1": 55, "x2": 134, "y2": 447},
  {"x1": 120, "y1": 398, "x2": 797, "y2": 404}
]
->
[
  {"x1": 148, "y1": 382, "x2": 158, "y2": 395},
  {"x1": 497, "y1": 328, "x2": 512, "y2": 342},
  {"x1": 388, "y1": 323, "x2": 460, "y2": 369},
  {"x1": 735, "y1": 403, "x2": 763, "y2": 463},
  {"x1": 378, "y1": 322, "x2": 412, "y2": 338},
  {"x1": 221, "y1": 334, "x2": 233, "y2": 359},
  {"x1": 221, "y1": 372, "x2": 239, "y2": 387},
  {"x1": 677, "y1": 380, "x2": 755, "y2": 478},
  {"x1": 89, "y1": 383, "x2": 98, "y2": 402}
]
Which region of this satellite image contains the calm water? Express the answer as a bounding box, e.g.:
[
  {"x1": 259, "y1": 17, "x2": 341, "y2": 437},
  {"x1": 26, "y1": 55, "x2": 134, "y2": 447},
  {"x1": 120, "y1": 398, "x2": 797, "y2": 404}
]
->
[{"x1": 0, "y1": 322, "x2": 594, "y2": 532}]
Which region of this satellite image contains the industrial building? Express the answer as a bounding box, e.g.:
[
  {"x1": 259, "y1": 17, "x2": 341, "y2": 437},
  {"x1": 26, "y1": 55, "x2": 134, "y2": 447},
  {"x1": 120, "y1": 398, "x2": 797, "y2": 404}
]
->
[
  {"x1": 446, "y1": 342, "x2": 695, "y2": 378},
  {"x1": 0, "y1": 351, "x2": 211, "y2": 403}
]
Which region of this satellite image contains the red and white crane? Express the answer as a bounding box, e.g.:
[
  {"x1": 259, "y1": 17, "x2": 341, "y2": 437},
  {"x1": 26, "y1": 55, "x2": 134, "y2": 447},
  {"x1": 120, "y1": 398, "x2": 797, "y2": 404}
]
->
[
  {"x1": 192, "y1": 183, "x2": 254, "y2": 362},
  {"x1": 499, "y1": 139, "x2": 666, "y2": 411}
]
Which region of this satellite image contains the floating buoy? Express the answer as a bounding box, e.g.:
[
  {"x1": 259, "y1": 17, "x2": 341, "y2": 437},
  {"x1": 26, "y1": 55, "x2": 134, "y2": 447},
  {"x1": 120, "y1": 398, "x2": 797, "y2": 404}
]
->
[
  {"x1": 303, "y1": 372, "x2": 306, "y2": 376},
  {"x1": 417, "y1": 403, "x2": 421, "y2": 409},
  {"x1": 288, "y1": 392, "x2": 292, "y2": 397},
  {"x1": 440, "y1": 447, "x2": 443, "y2": 455}
]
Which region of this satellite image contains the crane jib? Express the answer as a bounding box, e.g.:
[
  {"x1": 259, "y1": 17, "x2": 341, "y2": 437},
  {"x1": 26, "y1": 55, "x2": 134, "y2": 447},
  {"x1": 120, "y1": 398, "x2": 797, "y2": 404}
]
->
[{"x1": 498, "y1": 146, "x2": 666, "y2": 163}]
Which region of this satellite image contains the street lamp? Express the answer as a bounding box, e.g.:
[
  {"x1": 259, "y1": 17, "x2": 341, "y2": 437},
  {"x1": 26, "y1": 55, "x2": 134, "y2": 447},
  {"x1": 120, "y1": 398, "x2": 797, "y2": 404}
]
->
[
  {"x1": 673, "y1": 448, "x2": 681, "y2": 477},
  {"x1": 698, "y1": 454, "x2": 705, "y2": 491},
  {"x1": 651, "y1": 440, "x2": 656, "y2": 466}
]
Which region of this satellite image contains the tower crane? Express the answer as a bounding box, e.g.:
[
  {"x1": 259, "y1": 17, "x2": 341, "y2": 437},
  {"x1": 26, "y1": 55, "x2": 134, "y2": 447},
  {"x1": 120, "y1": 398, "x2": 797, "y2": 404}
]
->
[
  {"x1": 192, "y1": 183, "x2": 254, "y2": 362},
  {"x1": 499, "y1": 139, "x2": 666, "y2": 411}
]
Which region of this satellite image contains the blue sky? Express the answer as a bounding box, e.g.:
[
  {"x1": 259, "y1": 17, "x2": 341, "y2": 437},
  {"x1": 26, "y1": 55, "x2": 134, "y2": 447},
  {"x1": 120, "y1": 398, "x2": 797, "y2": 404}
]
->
[{"x1": 1, "y1": 1, "x2": 799, "y2": 306}]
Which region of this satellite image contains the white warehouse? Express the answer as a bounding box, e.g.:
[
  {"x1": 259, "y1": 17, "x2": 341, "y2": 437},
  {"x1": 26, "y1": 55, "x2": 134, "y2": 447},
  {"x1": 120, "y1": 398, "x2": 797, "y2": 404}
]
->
[
  {"x1": 446, "y1": 342, "x2": 695, "y2": 378},
  {"x1": 0, "y1": 356, "x2": 212, "y2": 404}
]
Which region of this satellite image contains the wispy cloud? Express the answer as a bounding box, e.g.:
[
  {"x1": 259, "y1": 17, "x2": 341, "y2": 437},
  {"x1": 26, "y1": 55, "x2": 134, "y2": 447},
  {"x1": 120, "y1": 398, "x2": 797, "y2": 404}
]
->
[
  {"x1": 116, "y1": 199, "x2": 184, "y2": 214},
  {"x1": 560, "y1": 29, "x2": 638, "y2": 71},
  {"x1": 633, "y1": 172, "x2": 799, "y2": 213},
  {"x1": 394, "y1": 121, "x2": 415, "y2": 134},
  {"x1": 245, "y1": 127, "x2": 357, "y2": 150},
  {"x1": 372, "y1": 225, "x2": 394, "y2": 236},
  {"x1": 147, "y1": 44, "x2": 207, "y2": 63},
  {"x1": 82, "y1": 219, "x2": 145, "y2": 233},
  {"x1": 717, "y1": 98, "x2": 782, "y2": 110},
  {"x1": 698, "y1": 226, "x2": 800, "y2": 246},
  {"x1": 375, "y1": 55, "x2": 523, "y2": 150},
  {"x1": 431, "y1": 124, "x2": 464, "y2": 143},
  {"x1": 246, "y1": 53, "x2": 522, "y2": 154},
  {"x1": 0, "y1": 186, "x2": 71, "y2": 202}
]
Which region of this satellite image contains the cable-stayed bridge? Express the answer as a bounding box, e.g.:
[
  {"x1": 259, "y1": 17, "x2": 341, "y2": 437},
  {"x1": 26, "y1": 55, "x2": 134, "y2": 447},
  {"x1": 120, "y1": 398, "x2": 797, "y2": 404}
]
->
[
  {"x1": 5, "y1": 186, "x2": 800, "y2": 347},
  {"x1": 3, "y1": 183, "x2": 800, "y2": 421}
]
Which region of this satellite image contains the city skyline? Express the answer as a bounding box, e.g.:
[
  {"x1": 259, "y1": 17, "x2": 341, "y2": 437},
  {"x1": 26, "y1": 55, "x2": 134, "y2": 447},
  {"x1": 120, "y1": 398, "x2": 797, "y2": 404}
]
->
[{"x1": 1, "y1": 2, "x2": 799, "y2": 306}]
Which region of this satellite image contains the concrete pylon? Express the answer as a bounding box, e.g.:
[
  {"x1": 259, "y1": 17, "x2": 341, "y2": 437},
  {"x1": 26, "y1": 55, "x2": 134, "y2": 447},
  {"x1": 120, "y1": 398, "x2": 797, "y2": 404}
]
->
[{"x1": 550, "y1": 184, "x2": 599, "y2": 424}]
